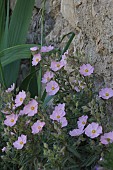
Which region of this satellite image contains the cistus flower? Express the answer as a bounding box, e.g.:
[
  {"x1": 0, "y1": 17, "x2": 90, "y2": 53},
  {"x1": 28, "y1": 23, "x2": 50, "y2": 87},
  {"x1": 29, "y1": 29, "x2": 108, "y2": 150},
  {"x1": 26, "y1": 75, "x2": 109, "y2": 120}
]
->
[
  {"x1": 54, "y1": 103, "x2": 65, "y2": 112},
  {"x1": 61, "y1": 50, "x2": 68, "y2": 66},
  {"x1": 60, "y1": 117, "x2": 68, "y2": 128},
  {"x1": 31, "y1": 120, "x2": 45, "y2": 134},
  {"x1": 6, "y1": 83, "x2": 15, "y2": 93},
  {"x1": 69, "y1": 129, "x2": 84, "y2": 136},
  {"x1": 77, "y1": 115, "x2": 88, "y2": 130},
  {"x1": 79, "y1": 64, "x2": 94, "y2": 76},
  {"x1": 50, "y1": 61, "x2": 64, "y2": 72},
  {"x1": 85, "y1": 122, "x2": 102, "y2": 138},
  {"x1": 50, "y1": 103, "x2": 68, "y2": 128},
  {"x1": 30, "y1": 46, "x2": 38, "y2": 52},
  {"x1": 40, "y1": 45, "x2": 54, "y2": 52},
  {"x1": 32, "y1": 53, "x2": 41, "y2": 66},
  {"x1": 15, "y1": 90, "x2": 26, "y2": 107},
  {"x1": 4, "y1": 114, "x2": 18, "y2": 127},
  {"x1": 21, "y1": 99, "x2": 38, "y2": 117},
  {"x1": 100, "y1": 131, "x2": 113, "y2": 145},
  {"x1": 42, "y1": 71, "x2": 54, "y2": 84},
  {"x1": 2, "y1": 147, "x2": 7, "y2": 152},
  {"x1": 74, "y1": 86, "x2": 80, "y2": 92},
  {"x1": 13, "y1": 135, "x2": 27, "y2": 150},
  {"x1": 46, "y1": 80, "x2": 59, "y2": 95},
  {"x1": 50, "y1": 108, "x2": 66, "y2": 121},
  {"x1": 99, "y1": 88, "x2": 113, "y2": 99}
]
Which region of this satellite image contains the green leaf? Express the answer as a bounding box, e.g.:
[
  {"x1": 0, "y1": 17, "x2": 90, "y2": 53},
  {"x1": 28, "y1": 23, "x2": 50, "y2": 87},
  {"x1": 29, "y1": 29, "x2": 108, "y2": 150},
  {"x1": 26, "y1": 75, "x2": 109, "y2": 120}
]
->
[
  {"x1": 67, "y1": 147, "x2": 81, "y2": 160},
  {"x1": 3, "y1": 0, "x2": 35, "y2": 87},
  {"x1": 2, "y1": 0, "x2": 9, "y2": 49},
  {"x1": 37, "y1": 67, "x2": 42, "y2": 99},
  {"x1": 19, "y1": 68, "x2": 39, "y2": 97},
  {"x1": 0, "y1": 44, "x2": 35, "y2": 67},
  {"x1": 62, "y1": 32, "x2": 75, "y2": 55},
  {"x1": 8, "y1": 0, "x2": 35, "y2": 46},
  {"x1": 43, "y1": 95, "x2": 54, "y2": 108},
  {"x1": 0, "y1": 0, "x2": 6, "y2": 50},
  {"x1": 41, "y1": 89, "x2": 47, "y2": 102}
]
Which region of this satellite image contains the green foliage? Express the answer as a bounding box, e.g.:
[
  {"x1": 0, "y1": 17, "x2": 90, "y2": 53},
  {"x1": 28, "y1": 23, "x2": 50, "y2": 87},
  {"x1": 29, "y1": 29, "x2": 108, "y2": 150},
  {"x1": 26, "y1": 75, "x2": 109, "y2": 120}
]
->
[
  {"x1": 0, "y1": 0, "x2": 35, "y2": 87},
  {"x1": 0, "y1": 51, "x2": 109, "y2": 170},
  {"x1": 101, "y1": 144, "x2": 113, "y2": 170}
]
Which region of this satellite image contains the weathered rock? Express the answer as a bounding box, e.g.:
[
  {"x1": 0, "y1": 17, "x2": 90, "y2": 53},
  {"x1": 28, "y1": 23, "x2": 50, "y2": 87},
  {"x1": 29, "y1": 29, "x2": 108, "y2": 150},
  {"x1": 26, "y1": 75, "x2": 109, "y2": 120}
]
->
[{"x1": 10, "y1": 0, "x2": 113, "y2": 86}]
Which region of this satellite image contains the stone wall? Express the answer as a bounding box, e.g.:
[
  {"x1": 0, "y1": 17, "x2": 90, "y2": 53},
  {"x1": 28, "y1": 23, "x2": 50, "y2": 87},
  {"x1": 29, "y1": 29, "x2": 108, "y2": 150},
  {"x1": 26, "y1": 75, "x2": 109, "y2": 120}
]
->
[{"x1": 10, "y1": 0, "x2": 113, "y2": 86}]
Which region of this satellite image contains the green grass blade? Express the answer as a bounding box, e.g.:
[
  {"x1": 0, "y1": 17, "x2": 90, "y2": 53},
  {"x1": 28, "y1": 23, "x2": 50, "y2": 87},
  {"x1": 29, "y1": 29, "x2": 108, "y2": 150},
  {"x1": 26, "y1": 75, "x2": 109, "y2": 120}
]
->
[
  {"x1": 19, "y1": 68, "x2": 39, "y2": 93},
  {"x1": 62, "y1": 32, "x2": 75, "y2": 55},
  {"x1": 0, "y1": 44, "x2": 35, "y2": 67},
  {"x1": 8, "y1": 0, "x2": 35, "y2": 46},
  {"x1": 0, "y1": 0, "x2": 6, "y2": 50},
  {"x1": 3, "y1": 0, "x2": 9, "y2": 49},
  {"x1": 3, "y1": 0, "x2": 35, "y2": 87}
]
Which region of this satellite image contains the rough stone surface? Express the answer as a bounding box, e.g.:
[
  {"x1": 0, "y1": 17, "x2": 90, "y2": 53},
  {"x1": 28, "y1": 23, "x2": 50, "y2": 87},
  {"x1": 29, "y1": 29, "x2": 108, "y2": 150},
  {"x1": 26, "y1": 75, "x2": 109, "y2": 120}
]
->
[
  {"x1": 10, "y1": 0, "x2": 113, "y2": 86},
  {"x1": 60, "y1": 0, "x2": 113, "y2": 86}
]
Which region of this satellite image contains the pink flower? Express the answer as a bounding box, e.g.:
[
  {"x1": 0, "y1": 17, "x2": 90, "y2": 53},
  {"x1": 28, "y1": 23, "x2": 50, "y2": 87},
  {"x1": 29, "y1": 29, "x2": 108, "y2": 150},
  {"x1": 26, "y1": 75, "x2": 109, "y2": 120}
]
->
[
  {"x1": 15, "y1": 90, "x2": 26, "y2": 107},
  {"x1": 31, "y1": 120, "x2": 45, "y2": 134},
  {"x1": 50, "y1": 103, "x2": 67, "y2": 127},
  {"x1": 13, "y1": 134, "x2": 27, "y2": 150},
  {"x1": 46, "y1": 80, "x2": 59, "y2": 95},
  {"x1": 77, "y1": 115, "x2": 88, "y2": 130},
  {"x1": 61, "y1": 51, "x2": 68, "y2": 66},
  {"x1": 54, "y1": 103, "x2": 65, "y2": 112},
  {"x1": 99, "y1": 88, "x2": 113, "y2": 99},
  {"x1": 32, "y1": 53, "x2": 41, "y2": 66},
  {"x1": 1, "y1": 110, "x2": 9, "y2": 115},
  {"x1": 100, "y1": 132, "x2": 113, "y2": 145},
  {"x1": 60, "y1": 117, "x2": 68, "y2": 128},
  {"x1": 40, "y1": 45, "x2": 54, "y2": 52},
  {"x1": 30, "y1": 46, "x2": 38, "y2": 52},
  {"x1": 79, "y1": 64, "x2": 94, "y2": 76},
  {"x1": 50, "y1": 103, "x2": 66, "y2": 121},
  {"x1": 85, "y1": 122, "x2": 102, "y2": 138},
  {"x1": 50, "y1": 109, "x2": 66, "y2": 121},
  {"x1": 69, "y1": 129, "x2": 84, "y2": 136},
  {"x1": 4, "y1": 114, "x2": 18, "y2": 127},
  {"x1": 21, "y1": 99, "x2": 38, "y2": 117},
  {"x1": 42, "y1": 71, "x2": 54, "y2": 84},
  {"x1": 50, "y1": 61, "x2": 64, "y2": 71},
  {"x1": 74, "y1": 86, "x2": 80, "y2": 92},
  {"x1": 6, "y1": 83, "x2": 15, "y2": 93},
  {"x1": 2, "y1": 147, "x2": 7, "y2": 152}
]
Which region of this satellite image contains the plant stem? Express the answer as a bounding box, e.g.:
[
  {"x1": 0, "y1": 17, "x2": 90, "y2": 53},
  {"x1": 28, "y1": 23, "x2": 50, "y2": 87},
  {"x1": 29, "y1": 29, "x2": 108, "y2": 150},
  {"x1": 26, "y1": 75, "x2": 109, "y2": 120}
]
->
[
  {"x1": 0, "y1": 60, "x2": 6, "y2": 88},
  {"x1": 37, "y1": 0, "x2": 46, "y2": 98}
]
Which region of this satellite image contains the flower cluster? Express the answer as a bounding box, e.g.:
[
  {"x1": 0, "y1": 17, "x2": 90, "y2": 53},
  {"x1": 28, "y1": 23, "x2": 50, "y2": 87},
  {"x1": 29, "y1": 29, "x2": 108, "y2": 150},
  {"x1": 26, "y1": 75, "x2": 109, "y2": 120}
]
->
[
  {"x1": 1, "y1": 44, "x2": 113, "y2": 170},
  {"x1": 50, "y1": 103, "x2": 67, "y2": 128},
  {"x1": 13, "y1": 135, "x2": 27, "y2": 149}
]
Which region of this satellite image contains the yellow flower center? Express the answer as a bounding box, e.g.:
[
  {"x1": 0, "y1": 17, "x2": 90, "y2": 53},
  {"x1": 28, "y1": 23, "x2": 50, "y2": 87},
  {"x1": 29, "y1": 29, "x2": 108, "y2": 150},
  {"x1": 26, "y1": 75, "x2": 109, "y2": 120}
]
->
[
  {"x1": 20, "y1": 98, "x2": 23, "y2": 101},
  {"x1": 51, "y1": 86, "x2": 55, "y2": 90},
  {"x1": 82, "y1": 121, "x2": 85, "y2": 124},
  {"x1": 31, "y1": 106, "x2": 35, "y2": 110},
  {"x1": 57, "y1": 64, "x2": 60, "y2": 68},
  {"x1": 36, "y1": 58, "x2": 39, "y2": 62},
  {"x1": 107, "y1": 138, "x2": 110, "y2": 142},
  {"x1": 10, "y1": 119, "x2": 14, "y2": 122},
  {"x1": 105, "y1": 93, "x2": 109, "y2": 96},
  {"x1": 92, "y1": 130, "x2": 96, "y2": 134},
  {"x1": 20, "y1": 141, "x2": 23, "y2": 145},
  {"x1": 57, "y1": 115, "x2": 60, "y2": 119},
  {"x1": 38, "y1": 126, "x2": 41, "y2": 129},
  {"x1": 85, "y1": 69, "x2": 89, "y2": 72}
]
